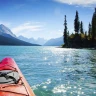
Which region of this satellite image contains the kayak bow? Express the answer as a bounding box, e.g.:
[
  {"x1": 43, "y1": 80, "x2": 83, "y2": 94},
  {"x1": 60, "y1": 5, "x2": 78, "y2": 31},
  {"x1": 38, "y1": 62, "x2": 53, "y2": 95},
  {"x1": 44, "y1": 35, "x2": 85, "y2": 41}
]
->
[{"x1": 0, "y1": 57, "x2": 35, "y2": 96}]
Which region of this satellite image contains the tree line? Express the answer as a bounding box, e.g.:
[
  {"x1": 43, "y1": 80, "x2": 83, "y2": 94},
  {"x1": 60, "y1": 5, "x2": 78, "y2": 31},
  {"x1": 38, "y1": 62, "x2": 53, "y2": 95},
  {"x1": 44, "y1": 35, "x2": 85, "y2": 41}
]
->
[{"x1": 63, "y1": 8, "x2": 96, "y2": 48}]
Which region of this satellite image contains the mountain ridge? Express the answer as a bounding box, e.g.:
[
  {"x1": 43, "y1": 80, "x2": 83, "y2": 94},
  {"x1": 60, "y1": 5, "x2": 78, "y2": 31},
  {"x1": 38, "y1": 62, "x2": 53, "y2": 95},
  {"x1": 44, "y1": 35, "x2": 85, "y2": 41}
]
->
[
  {"x1": 18, "y1": 35, "x2": 47, "y2": 45},
  {"x1": 0, "y1": 24, "x2": 40, "y2": 46},
  {"x1": 44, "y1": 36, "x2": 63, "y2": 46},
  {"x1": 0, "y1": 24, "x2": 16, "y2": 38}
]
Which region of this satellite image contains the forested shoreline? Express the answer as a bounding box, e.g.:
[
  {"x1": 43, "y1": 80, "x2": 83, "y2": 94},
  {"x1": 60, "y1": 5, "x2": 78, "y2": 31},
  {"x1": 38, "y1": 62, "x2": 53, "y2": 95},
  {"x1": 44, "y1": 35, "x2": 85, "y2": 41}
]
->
[{"x1": 63, "y1": 8, "x2": 96, "y2": 48}]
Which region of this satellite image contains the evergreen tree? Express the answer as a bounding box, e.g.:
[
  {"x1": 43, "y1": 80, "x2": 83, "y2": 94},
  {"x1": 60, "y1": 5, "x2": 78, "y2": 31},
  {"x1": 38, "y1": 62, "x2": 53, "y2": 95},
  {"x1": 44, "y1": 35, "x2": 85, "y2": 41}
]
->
[
  {"x1": 92, "y1": 8, "x2": 96, "y2": 45},
  {"x1": 67, "y1": 31, "x2": 69, "y2": 37},
  {"x1": 88, "y1": 23, "x2": 92, "y2": 38},
  {"x1": 63, "y1": 15, "x2": 68, "y2": 46},
  {"x1": 74, "y1": 11, "x2": 80, "y2": 34},
  {"x1": 80, "y1": 21, "x2": 84, "y2": 34},
  {"x1": 85, "y1": 31, "x2": 87, "y2": 37}
]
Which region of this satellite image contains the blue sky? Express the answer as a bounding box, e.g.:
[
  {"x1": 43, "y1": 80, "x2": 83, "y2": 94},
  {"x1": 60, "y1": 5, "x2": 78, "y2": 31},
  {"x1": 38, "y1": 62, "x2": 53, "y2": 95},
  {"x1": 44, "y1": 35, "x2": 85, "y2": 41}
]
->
[{"x1": 0, "y1": 0, "x2": 95, "y2": 40}]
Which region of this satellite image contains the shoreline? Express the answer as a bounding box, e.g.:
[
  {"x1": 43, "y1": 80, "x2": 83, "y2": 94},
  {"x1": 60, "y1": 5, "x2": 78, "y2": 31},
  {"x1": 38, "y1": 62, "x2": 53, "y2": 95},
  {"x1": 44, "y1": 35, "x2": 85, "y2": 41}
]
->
[{"x1": 57, "y1": 46, "x2": 96, "y2": 50}]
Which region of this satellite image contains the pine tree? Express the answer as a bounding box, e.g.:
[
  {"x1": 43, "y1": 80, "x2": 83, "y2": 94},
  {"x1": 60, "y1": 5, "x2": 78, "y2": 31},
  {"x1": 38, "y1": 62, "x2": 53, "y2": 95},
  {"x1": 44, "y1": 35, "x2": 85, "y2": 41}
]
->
[
  {"x1": 63, "y1": 15, "x2": 68, "y2": 46},
  {"x1": 74, "y1": 11, "x2": 80, "y2": 34},
  {"x1": 88, "y1": 23, "x2": 92, "y2": 38},
  {"x1": 80, "y1": 21, "x2": 84, "y2": 34},
  {"x1": 92, "y1": 8, "x2": 96, "y2": 45},
  {"x1": 67, "y1": 31, "x2": 69, "y2": 37},
  {"x1": 85, "y1": 31, "x2": 87, "y2": 37}
]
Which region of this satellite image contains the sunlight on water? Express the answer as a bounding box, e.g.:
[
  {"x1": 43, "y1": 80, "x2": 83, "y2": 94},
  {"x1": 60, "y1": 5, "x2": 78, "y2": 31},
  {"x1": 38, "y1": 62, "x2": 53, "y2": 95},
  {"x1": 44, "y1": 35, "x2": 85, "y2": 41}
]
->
[
  {"x1": 32, "y1": 79, "x2": 51, "y2": 90},
  {"x1": 52, "y1": 84, "x2": 67, "y2": 93},
  {"x1": 42, "y1": 86, "x2": 47, "y2": 89},
  {"x1": 0, "y1": 46, "x2": 96, "y2": 96},
  {"x1": 44, "y1": 57, "x2": 47, "y2": 60}
]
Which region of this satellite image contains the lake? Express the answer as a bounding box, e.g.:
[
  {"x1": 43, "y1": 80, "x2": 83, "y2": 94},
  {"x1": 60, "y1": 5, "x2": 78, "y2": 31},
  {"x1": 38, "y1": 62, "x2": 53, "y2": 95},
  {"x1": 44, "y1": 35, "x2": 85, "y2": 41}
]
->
[{"x1": 0, "y1": 46, "x2": 96, "y2": 96}]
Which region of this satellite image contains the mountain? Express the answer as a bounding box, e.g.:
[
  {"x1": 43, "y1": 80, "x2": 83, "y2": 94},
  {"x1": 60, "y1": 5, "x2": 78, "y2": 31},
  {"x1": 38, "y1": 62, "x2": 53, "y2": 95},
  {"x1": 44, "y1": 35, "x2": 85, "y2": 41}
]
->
[
  {"x1": 18, "y1": 36, "x2": 47, "y2": 45},
  {"x1": 0, "y1": 35, "x2": 40, "y2": 46},
  {"x1": 36, "y1": 38, "x2": 47, "y2": 45},
  {"x1": 0, "y1": 24, "x2": 16, "y2": 38},
  {"x1": 44, "y1": 36, "x2": 63, "y2": 46},
  {"x1": 18, "y1": 35, "x2": 31, "y2": 42},
  {"x1": 0, "y1": 24, "x2": 40, "y2": 46}
]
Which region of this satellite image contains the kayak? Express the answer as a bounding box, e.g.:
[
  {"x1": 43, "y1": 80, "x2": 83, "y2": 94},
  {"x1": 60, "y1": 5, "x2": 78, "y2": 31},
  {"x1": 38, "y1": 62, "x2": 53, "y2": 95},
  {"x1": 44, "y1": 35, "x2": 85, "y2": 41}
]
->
[{"x1": 0, "y1": 57, "x2": 35, "y2": 96}]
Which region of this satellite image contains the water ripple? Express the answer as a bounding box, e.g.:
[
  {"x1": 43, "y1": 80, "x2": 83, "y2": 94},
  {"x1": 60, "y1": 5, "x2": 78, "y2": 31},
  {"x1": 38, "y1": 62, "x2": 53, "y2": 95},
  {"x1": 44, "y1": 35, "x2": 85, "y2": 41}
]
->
[{"x1": 0, "y1": 46, "x2": 96, "y2": 96}]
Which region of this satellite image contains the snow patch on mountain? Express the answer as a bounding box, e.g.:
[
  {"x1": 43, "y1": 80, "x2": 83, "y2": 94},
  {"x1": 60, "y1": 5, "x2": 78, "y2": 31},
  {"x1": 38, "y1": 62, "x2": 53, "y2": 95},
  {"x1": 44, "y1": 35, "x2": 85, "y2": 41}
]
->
[{"x1": 0, "y1": 24, "x2": 16, "y2": 38}]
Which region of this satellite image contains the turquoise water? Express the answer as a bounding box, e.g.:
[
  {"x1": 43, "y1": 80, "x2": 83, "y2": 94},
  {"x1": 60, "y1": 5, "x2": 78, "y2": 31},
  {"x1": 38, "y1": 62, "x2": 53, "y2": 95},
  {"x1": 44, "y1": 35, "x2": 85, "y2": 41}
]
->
[{"x1": 0, "y1": 46, "x2": 96, "y2": 96}]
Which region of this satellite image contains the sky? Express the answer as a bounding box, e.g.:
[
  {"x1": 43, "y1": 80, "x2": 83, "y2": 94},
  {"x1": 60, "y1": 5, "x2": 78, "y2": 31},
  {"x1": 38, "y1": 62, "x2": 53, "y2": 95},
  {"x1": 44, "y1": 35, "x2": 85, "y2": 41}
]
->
[{"x1": 0, "y1": 0, "x2": 95, "y2": 40}]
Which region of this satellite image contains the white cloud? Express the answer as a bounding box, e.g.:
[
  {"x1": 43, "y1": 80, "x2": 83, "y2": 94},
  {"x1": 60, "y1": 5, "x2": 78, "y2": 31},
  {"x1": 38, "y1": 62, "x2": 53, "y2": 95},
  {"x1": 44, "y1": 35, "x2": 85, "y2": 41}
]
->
[
  {"x1": 54, "y1": 0, "x2": 96, "y2": 6},
  {"x1": 12, "y1": 22, "x2": 44, "y2": 35}
]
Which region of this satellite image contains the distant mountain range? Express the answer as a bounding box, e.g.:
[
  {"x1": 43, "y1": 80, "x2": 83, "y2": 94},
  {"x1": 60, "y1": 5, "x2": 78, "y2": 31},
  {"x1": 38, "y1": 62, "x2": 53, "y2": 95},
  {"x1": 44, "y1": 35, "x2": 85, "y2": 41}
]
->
[
  {"x1": 18, "y1": 36, "x2": 47, "y2": 45},
  {"x1": 44, "y1": 36, "x2": 63, "y2": 46},
  {"x1": 0, "y1": 24, "x2": 63, "y2": 46},
  {"x1": 18, "y1": 35, "x2": 64, "y2": 46},
  {"x1": 0, "y1": 24, "x2": 40, "y2": 46}
]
